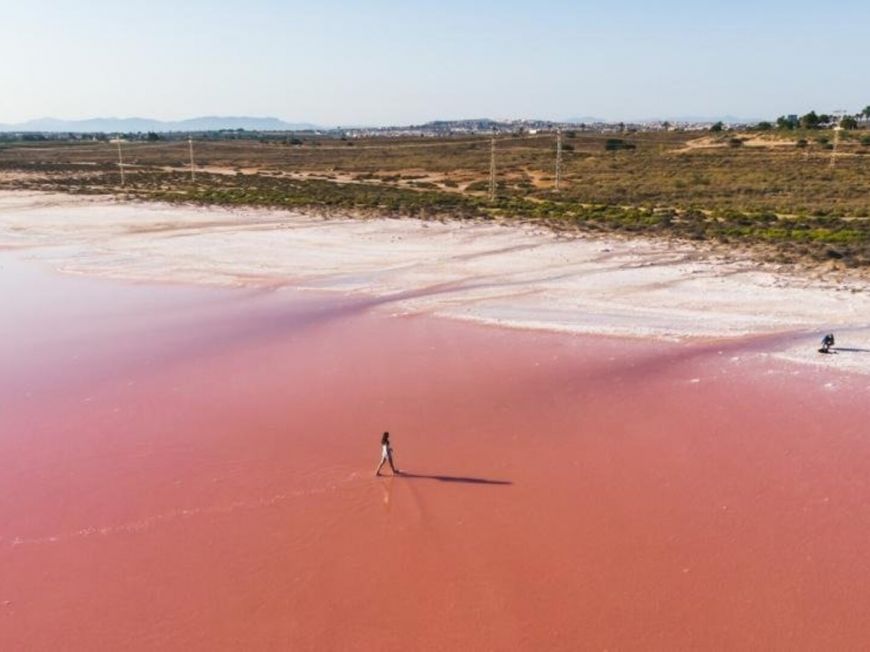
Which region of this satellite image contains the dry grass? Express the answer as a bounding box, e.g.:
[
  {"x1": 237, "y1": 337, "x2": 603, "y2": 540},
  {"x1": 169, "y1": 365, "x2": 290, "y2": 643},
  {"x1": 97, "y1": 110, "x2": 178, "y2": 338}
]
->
[{"x1": 2, "y1": 130, "x2": 870, "y2": 268}]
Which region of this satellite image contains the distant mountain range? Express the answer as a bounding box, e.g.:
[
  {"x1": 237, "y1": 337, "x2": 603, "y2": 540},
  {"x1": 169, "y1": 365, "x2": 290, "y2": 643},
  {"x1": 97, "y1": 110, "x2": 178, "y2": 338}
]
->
[
  {"x1": 0, "y1": 114, "x2": 767, "y2": 135},
  {"x1": 0, "y1": 116, "x2": 321, "y2": 133}
]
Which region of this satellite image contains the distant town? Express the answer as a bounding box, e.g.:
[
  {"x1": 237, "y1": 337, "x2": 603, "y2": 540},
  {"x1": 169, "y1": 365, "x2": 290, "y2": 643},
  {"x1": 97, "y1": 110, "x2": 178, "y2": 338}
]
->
[
  {"x1": 0, "y1": 117, "x2": 751, "y2": 141},
  {"x1": 2, "y1": 109, "x2": 869, "y2": 142}
]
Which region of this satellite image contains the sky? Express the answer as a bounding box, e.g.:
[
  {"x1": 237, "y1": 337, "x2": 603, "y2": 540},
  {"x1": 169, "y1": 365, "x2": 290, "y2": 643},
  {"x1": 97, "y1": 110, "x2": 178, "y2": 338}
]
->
[{"x1": 2, "y1": 0, "x2": 869, "y2": 126}]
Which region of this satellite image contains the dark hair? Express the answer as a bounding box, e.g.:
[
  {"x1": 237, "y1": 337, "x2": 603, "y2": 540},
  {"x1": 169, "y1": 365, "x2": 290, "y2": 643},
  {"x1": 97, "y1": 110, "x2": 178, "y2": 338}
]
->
[{"x1": 381, "y1": 431, "x2": 390, "y2": 445}]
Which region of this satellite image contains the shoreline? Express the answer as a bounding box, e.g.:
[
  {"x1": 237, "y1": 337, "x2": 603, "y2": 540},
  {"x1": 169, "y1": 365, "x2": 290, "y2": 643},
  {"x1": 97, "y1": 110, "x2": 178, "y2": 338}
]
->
[
  {"x1": 3, "y1": 189, "x2": 870, "y2": 374},
  {"x1": 4, "y1": 250, "x2": 870, "y2": 649}
]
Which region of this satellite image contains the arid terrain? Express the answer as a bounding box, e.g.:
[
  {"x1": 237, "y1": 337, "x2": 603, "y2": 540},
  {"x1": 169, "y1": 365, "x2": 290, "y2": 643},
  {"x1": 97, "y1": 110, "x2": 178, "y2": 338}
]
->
[{"x1": 3, "y1": 129, "x2": 870, "y2": 269}]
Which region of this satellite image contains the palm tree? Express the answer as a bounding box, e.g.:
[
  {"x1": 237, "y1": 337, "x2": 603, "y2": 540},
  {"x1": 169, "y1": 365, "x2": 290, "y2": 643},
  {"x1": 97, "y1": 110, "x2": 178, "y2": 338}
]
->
[{"x1": 862, "y1": 106, "x2": 870, "y2": 121}]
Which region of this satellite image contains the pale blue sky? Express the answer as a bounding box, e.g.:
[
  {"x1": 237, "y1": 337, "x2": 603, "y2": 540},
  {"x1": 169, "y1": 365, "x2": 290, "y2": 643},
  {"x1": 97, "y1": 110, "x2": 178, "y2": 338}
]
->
[{"x1": 1, "y1": 0, "x2": 868, "y2": 125}]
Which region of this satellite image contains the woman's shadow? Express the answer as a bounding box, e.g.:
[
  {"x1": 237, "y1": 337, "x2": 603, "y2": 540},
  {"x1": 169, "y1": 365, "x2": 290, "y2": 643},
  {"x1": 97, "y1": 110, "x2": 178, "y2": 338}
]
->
[{"x1": 394, "y1": 471, "x2": 512, "y2": 486}]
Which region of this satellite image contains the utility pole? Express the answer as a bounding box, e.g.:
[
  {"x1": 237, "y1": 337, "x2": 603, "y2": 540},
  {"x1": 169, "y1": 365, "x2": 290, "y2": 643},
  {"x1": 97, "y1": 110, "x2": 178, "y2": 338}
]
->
[
  {"x1": 488, "y1": 130, "x2": 496, "y2": 202},
  {"x1": 188, "y1": 136, "x2": 196, "y2": 182},
  {"x1": 830, "y1": 109, "x2": 846, "y2": 169},
  {"x1": 554, "y1": 128, "x2": 563, "y2": 191},
  {"x1": 116, "y1": 138, "x2": 125, "y2": 187}
]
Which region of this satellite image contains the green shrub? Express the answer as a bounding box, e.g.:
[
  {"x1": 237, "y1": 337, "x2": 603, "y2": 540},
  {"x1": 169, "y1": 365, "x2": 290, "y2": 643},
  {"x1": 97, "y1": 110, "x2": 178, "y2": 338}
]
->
[{"x1": 604, "y1": 139, "x2": 636, "y2": 151}]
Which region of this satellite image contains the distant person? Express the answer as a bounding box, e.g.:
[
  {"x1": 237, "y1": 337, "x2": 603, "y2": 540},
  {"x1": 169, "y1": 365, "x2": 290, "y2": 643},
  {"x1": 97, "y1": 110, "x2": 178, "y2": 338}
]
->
[
  {"x1": 375, "y1": 431, "x2": 400, "y2": 476},
  {"x1": 819, "y1": 333, "x2": 835, "y2": 354}
]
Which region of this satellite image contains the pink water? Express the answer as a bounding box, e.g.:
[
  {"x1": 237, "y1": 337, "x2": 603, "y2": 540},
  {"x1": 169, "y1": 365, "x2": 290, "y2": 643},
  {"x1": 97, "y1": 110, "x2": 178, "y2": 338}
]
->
[{"x1": 2, "y1": 254, "x2": 870, "y2": 650}]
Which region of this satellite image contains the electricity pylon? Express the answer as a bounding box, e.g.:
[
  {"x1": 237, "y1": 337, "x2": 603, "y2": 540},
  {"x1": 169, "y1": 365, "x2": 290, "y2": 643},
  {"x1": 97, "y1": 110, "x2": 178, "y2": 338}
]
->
[
  {"x1": 488, "y1": 131, "x2": 496, "y2": 202},
  {"x1": 116, "y1": 138, "x2": 125, "y2": 186},
  {"x1": 188, "y1": 136, "x2": 196, "y2": 182},
  {"x1": 830, "y1": 110, "x2": 847, "y2": 169}
]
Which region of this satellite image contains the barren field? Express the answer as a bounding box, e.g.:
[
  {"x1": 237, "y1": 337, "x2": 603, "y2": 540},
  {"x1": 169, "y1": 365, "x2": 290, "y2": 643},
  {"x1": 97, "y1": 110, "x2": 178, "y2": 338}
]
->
[{"x1": 3, "y1": 129, "x2": 870, "y2": 268}]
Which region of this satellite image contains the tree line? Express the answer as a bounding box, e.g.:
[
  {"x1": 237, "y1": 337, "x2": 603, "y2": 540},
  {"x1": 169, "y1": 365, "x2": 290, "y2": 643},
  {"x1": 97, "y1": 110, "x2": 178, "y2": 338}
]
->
[{"x1": 765, "y1": 106, "x2": 870, "y2": 131}]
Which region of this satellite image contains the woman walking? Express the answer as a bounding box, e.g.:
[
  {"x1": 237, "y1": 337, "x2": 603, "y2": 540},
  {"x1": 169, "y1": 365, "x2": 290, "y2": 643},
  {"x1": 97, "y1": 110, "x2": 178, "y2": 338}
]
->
[{"x1": 375, "y1": 431, "x2": 400, "y2": 476}]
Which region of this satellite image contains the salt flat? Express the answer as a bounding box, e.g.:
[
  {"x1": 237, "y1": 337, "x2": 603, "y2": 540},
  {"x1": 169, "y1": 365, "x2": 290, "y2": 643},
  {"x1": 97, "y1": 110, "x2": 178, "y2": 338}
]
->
[{"x1": 3, "y1": 190, "x2": 869, "y2": 373}]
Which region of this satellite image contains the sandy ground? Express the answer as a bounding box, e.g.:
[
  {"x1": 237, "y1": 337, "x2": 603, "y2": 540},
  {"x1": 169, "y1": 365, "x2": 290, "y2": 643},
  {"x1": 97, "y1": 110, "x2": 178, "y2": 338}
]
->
[
  {"x1": 678, "y1": 134, "x2": 804, "y2": 150},
  {"x1": 2, "y1": 190, "x2": 869, "y2": 374}
]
